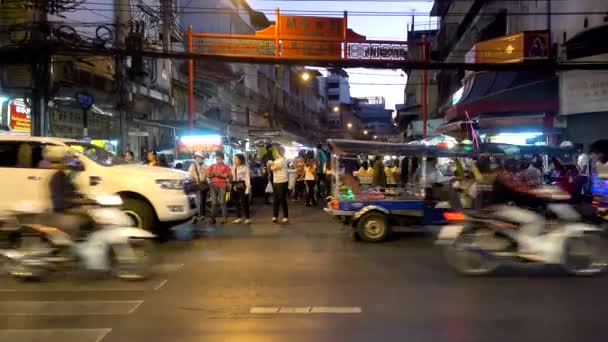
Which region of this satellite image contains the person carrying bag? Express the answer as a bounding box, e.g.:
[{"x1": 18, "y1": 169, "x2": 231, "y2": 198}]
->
[
  {"x1": 232, "y1": 154, "x2": 251, "y2": 224},
  {"x1": 188, "y1": 151, "x2": 209, "y2": 223}
]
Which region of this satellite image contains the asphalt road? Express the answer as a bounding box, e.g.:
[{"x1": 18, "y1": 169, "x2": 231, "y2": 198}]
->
[{"x1": 1, "y1": 203, "x2": 608, "y2": 342}]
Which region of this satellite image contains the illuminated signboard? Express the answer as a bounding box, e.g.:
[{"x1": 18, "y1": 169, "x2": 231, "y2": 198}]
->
[
  {"x1": 347, "y1": 43, "x2": 407, "y2": 61},
  {"x1": 8, "y1": 99, "x2": 30, "y2": 132},
  {"x1": 177, "y1": 135, "x2": 223, "y2": 154}
]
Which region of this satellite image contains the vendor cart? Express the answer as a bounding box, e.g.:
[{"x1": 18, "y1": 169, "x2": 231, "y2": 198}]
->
[{"x1": 324, "y1": 139, "x2": 475, "y2": 242}]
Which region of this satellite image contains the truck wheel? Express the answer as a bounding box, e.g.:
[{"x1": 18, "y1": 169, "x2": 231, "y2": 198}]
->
[
  {"x1": 356, "y1": 212, "x2": 389, "y2": 243},
  {"x1": 122, "y1": 198, "x2": 156, "y2": 232}
]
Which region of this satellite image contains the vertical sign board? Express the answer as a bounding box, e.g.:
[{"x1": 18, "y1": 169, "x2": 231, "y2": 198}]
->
[{"x1": 8, "y1": 99, "x2": 31, "y2": 133}]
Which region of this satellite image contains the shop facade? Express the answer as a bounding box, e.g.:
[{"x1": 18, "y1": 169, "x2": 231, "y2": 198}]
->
[{"x1": 436, "y1": 31, "x2": 560, "y2": 144}]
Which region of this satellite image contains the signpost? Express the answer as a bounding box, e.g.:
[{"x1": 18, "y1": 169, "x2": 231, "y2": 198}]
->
[{"x1": 75, "y1": 91, "x2": 94, "y2": 138}]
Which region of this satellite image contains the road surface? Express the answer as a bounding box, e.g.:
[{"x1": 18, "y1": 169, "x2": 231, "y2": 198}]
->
[{"x1": 1, "y1": 203, "x2": 607, "y2": 342}]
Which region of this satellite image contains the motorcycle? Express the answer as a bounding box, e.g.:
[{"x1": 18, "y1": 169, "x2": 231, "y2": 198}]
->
[
  {"x1": 1, "y1": 195, "x2": 156, "y2": 281},
  {"x1": 436, "y1": 201, "x2": 607, "y2": 276}
]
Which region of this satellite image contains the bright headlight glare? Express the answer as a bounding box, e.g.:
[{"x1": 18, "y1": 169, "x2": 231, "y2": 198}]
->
[{"x1": 156, "y1": 179, "x2": 183, "y2": 190}]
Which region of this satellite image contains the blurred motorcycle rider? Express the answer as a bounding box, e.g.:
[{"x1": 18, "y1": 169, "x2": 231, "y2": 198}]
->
[
  {"x1": 46, "y1": 146, "x2": 80, "y2": 213},
  {"x1": 45, "y1": 146, "x2": 90, "y2": 236}
]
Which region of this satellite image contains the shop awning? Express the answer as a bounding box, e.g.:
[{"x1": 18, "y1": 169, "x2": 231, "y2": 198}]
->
[
  {"x1": 436, "y1": 113, "x2": 561, "y2": 134},
  {"x1": 565, "y1": 24, "x2": 608, "y2": 60},
  {"x1": 445, "y1": 71, "x2": 558, "y2": 122}
]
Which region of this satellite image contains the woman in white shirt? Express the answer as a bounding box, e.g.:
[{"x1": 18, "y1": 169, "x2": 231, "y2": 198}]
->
[
  {"x1": 188, "y1": 151, "x2": 208, "y2": 223},
  {"x1": 232, "y1": 154, "x2": 252, "y2": 224},
  {"x1": 268, "y1": 146, "x2": 289, "y2": 223}
]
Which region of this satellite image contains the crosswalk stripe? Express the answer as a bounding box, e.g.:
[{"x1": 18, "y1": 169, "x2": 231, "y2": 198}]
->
[
  {"x1": 0, "y1": 328, "x2": 111, "y2": 342},
  {"x1": 0, "y1": 279, "x2": 168, "y2": 292},
  {"x1": 0, "y1": 300, "x2": 143, "y2": 316}
]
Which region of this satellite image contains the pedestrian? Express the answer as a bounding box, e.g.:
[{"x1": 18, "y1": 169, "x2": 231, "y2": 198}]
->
[
  {"x1": 188, "y1": 151, "x2": 209, "y2": 223},
  {"x1": 315, "y1": 144, "x2": 327, "y2": 199},
  {"x1": 158, "y1": 154, "x2": 169, "y2": 167},
  {"x1": 147, "y1": 151, "x2": 160, "y2": 166},
  {"x1": 262, "y1": 144, "x2": 275, "y2": 205},
  {"x1": 207, "y1": 151, "x2": 232, "y2": 224},
  {"x1": 304, "y1": 151, "x2": 317, "y2": 207},
  {"x1": 232, "y1": 154, "x2": 252, "y2": 224},
  {"x1": 268, "y1": 146, "x2": 289, "y2": 223},
  {"x1": 124, "y1": 150, "x2": 136, "y2": 164},
  {"x1": 294, "y1": 150, "x2": 306, "y2": 201}
]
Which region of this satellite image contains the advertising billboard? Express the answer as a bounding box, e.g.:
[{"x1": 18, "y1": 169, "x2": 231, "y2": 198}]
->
[{"x1": 8, "y1": 99, "x2": 30, "y2": 133}]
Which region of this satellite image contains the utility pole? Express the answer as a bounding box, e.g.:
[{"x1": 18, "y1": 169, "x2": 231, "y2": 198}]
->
[
  {"x1": 30, "y1": 2, "x2": 51, "y2": 136},
  {"x1": 115, "y1": 0, "x2": 131, "y2": 154}
]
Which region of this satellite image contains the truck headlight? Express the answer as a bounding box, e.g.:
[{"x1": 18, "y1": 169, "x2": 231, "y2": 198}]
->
[{"x1": 156, "y1": 179, "x2": 184, "y2": 190}]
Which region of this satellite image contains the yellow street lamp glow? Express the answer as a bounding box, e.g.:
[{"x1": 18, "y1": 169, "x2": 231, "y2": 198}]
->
[
  {"x1": 301, "y1": 72, "x2": 311, "y2": 81},
  {"x1": 332, "y1": 106, "x2": 340, "y2": 112},
  {"x1": 373, "y1": 135, "x2": 378, "y2": 139},
  {"x1": 347, "y1": 123, "x2": 352, "y2": 129},
  {"x1": 363, "y1": 130, "x2": 368, "y2": 135}
]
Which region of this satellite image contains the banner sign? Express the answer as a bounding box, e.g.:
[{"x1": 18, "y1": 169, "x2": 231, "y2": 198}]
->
[
  {"x1": 347, "y1": 43, "x2": 408, "y2": 61},
  {"x1": 187, "y1": 12, "x2": 411, "y2": 62},
  {"x1": 192, "y1": 37, "x2": 276, "y2": 56}
]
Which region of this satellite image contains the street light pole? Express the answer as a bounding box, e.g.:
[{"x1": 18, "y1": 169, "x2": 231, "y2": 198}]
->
[{"x1": 422, "y1": 34, "x2": 428, "y2": 138}]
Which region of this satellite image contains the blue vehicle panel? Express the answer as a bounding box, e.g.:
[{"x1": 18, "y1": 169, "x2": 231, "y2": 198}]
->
[{"x1": 339, "y1": 200, "x2": 424, "y2": 212}]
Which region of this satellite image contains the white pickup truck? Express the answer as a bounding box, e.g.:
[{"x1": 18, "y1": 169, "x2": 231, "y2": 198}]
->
[{"x1": 0, "y1": 136, "x2": 197, "y2": 232}]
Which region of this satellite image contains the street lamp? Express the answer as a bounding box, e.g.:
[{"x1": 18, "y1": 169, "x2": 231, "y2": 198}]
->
[
  {"x1": 347, "y1": 122, "x2": 352, "y2": 129},
  {"x1": 301, "y1": 72, "x2": 311, "y2": 81},
  {"x1": 363, "y1": 130, "x2": 368, "y2": 135},
  {"x1": 332, "y1": 106, "x2": 340, "y2": 113},
  {"x1": 373, "y1": 135, "x2": 378, "y2": 139}
]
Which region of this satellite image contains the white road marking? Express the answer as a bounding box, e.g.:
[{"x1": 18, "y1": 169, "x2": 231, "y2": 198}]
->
[
  {"x1": 250, "y1": 307, "x2": 279, "y2": 314},
  {"x1": 0, "y1": 300, "x2": 144, "y2": 316},
  {"x1": 250, "y1": 306, "x2": 362, "y2": 314},
  {"x1": 0, "y1": 328, "x2": 112, "y2": 342},
  {"x1": 0, "y1": 279, "x2": 168, "y2": 292},
  {"x1": 154, "y1": 279, "x2": 168, "y2": 291},
  {"x1": 278, "y1": 306, "x2": 312, "y2": 314},
  {"x1": 310, "y1": 306, "x2": 362, "y2": 314}
]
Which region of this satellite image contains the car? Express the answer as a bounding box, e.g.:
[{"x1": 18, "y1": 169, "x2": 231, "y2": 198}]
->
[{"x1": 0, "y1": 136, "x2": 197, "y2": 233}]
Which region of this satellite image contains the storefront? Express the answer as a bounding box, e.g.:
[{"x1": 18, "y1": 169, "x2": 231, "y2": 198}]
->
[{"x1": 559, "y1": 25, "x2": 608, "y2": 148}]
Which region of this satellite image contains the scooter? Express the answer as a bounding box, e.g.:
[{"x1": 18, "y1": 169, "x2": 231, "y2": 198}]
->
[
  {"x1": 1, "y1": 195, "x2": 156, "y2": 281},
  {"x1": 436, "y1": 201, "x2": 607, "y2": 276}
]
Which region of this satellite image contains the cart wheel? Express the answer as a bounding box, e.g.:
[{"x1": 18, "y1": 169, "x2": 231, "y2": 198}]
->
[{"x1": 356, "y1": 212, "x2": 389, "y2": 243}]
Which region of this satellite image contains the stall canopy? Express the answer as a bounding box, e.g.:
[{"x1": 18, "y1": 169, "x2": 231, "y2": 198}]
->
[{"x1": 327, "y1": 139, "x2": 474, "y2": 157}]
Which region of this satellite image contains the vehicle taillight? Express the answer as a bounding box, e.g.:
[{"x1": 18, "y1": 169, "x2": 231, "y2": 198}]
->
[{"x1": 443, "y1": 211, "x2": 465, "y2": 221}]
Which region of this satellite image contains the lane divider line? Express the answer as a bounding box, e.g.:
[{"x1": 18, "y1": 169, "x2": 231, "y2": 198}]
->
[{"x1": 250, "y1": 306, "x2": 362, "y2": 314}]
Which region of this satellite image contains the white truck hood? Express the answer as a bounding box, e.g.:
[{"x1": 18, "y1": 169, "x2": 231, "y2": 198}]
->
[{"x1": 112, "y1": 164, "x2": 189, "y2": 180}]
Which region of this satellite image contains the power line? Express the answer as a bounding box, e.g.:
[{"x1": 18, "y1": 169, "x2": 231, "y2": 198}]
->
[{"x1": 67, "y1": 4, "x2": 608, "y2": 17}]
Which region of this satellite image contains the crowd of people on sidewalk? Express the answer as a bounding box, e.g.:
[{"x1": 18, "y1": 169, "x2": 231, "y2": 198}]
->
[{"x1": 124, "y1": 143, "x2": 334, "y2": 226}]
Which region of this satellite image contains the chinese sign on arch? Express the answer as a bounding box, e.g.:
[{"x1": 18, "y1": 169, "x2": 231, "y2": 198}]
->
[{"x1": 186, "y1": 10, "x2": 411, "y2": 62}]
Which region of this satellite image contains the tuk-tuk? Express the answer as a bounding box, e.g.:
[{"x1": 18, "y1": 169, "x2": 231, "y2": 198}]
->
[{"x1": 324, "y1": 139, "x2": 475, "y2": 242}]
